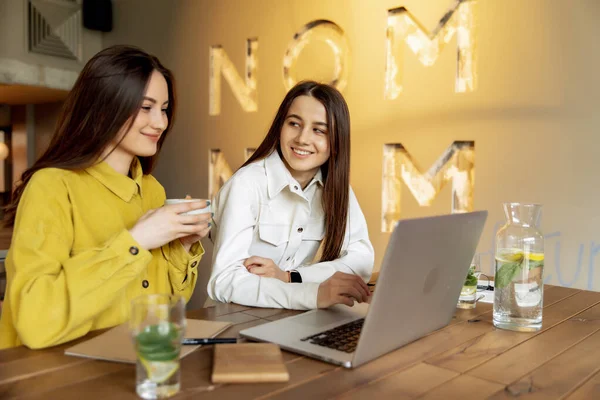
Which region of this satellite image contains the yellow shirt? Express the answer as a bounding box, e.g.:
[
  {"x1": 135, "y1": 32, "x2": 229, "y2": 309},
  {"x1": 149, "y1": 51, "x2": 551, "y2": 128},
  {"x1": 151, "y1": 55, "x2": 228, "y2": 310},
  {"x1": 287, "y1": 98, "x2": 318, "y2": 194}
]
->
[{"x1": 0, "y1": 158, "x2": 204, "y2": 349}]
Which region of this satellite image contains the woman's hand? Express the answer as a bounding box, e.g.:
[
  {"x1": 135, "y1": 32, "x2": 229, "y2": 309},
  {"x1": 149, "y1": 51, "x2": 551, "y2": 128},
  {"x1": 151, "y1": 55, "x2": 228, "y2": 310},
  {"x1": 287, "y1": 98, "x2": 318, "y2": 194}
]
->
[
  {"x1": 316, "y1": 272, "x2": 371, "y2": 308},
  {"x1": 244, "y1": 256, "x2": 289, "y2": 282},
  {"x1": 178, "y1": 195, "x2": 212, "y2": 252},
  {"x1": 178, "y1": 218, "x2": 211, "y2": 252},
  {"x1": 129, "y1": 201, "x2": 211, "y2": 250}
]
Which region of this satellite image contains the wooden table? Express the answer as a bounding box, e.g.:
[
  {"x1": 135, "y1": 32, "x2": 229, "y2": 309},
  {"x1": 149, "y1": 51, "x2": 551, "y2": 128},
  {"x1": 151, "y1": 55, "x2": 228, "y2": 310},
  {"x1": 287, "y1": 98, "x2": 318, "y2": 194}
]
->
[{"x1": 1, "y1": 285, "x2": 600, "y2": 399}]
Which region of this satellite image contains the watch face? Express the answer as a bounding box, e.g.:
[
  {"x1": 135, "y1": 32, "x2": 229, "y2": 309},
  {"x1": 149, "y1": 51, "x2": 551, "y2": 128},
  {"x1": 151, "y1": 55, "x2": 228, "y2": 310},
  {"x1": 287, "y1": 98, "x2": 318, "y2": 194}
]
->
[{"x1": 291, "y1": 271, "x2": 302, "y2": 283}]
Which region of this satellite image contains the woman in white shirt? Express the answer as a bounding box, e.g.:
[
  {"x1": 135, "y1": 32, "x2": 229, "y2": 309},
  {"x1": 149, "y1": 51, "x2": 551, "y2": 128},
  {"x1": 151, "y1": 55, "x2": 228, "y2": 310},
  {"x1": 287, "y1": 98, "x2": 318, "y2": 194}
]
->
[{"x1": 208, "y1": 81, "x2": 374, "y2": 310}]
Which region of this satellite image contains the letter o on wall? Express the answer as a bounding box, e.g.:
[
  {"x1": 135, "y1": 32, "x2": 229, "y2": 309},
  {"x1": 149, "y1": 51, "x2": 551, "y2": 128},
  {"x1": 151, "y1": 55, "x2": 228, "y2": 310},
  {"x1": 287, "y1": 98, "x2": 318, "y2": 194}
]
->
[{"x1": 282, "y1": 20, "x2": 350, "y2": 92}]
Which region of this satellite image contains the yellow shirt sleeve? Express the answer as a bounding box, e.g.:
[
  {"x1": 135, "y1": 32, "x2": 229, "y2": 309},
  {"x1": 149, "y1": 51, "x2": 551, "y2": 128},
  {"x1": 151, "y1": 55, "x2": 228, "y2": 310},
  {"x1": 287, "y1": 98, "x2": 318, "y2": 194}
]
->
[
  {"x1": 162, "y1": 240, "x2": 203, "y2": 301},
  {"x1": 146, "y1": 176, "x2": 204, "y2": 302}
]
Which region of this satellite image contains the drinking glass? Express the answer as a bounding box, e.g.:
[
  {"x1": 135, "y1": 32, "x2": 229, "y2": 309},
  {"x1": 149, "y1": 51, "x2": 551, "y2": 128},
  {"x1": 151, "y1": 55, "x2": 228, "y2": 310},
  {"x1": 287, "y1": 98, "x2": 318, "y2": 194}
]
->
[
  {"x1": 130, "y1": 294, "x2": 186, "y2": 399},
  {"x1": 494, "y1": 203, "x2": 544, "y2": 332},
  {"x1": 457, "y1": 254, "x2": 483, "y2": 309}
]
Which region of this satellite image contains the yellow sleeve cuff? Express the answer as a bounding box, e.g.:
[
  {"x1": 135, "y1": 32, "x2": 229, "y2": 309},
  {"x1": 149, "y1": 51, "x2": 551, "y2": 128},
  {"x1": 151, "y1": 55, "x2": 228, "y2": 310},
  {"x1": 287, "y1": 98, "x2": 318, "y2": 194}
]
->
[
  {"x1": 110, "y1": 230, "x2": 153, "y2": 261},
  {"x1": 165, "y1": 240, "x2": 204, "y2": 272}
]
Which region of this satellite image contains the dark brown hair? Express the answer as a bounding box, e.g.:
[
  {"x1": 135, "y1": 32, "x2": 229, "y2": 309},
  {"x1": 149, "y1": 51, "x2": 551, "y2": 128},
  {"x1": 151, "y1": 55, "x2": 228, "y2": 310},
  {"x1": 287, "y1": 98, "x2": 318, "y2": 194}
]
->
[
  {"x1": 4, "y1": 45, "x2": 176, "y2": 227},
  {"x1": 242, "y1": 81, "x2": 351, "y2": 262}
]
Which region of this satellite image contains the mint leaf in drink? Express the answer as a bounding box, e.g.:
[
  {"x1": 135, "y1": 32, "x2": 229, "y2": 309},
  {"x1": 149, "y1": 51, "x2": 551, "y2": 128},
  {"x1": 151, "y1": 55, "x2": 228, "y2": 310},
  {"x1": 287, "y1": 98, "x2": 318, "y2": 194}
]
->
[
  {"x1": 465, "y1": 274, "x2": 478, "y2": 287},
  {"x1": 136, "y1": 323, "x2": 181, "y2": 362},
  {"x1": 463, "y1": 264, "x2": 478, "y2": 286},
  {"x1": 495, "y1": 261, "x2": 522, "y2": 289}
]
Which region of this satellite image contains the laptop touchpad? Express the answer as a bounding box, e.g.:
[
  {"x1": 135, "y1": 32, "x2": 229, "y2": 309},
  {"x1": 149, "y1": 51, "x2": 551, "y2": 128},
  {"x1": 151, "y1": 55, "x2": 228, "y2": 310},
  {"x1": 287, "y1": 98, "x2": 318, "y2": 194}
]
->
[{"x1": 298, "y1": 309, "x2": 356, "y2": 327}]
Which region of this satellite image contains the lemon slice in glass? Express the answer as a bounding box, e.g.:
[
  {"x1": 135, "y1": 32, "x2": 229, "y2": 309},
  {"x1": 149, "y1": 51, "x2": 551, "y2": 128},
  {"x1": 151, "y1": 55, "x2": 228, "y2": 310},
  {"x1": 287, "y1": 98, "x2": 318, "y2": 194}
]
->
[
  {"x1": 461, "y1": 286, "x2": 477, "y2": 296},
  {"x1": 496, "y1": 249, "x2": 524, "y2": 263},
  {"x1": 140, "y1": 357, "x2": 179, "y2": 383},
  {"x1": 527, "y1": 253, "x2": 544, "y2": 261}
]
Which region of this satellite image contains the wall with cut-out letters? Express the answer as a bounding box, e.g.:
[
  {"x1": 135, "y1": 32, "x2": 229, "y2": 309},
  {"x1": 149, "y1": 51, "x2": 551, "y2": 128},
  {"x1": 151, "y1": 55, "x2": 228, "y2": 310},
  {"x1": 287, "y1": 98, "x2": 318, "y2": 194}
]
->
[{"x1": 104, "y1": 0, "x2": 600, "y2": 308}]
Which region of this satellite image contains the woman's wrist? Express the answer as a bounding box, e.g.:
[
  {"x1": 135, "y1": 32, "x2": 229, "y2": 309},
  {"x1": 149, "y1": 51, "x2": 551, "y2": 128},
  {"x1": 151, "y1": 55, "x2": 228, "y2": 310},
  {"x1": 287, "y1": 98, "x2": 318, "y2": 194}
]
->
[{"x1": 179, "y1": 238, "x2": 192, "y2": 253}]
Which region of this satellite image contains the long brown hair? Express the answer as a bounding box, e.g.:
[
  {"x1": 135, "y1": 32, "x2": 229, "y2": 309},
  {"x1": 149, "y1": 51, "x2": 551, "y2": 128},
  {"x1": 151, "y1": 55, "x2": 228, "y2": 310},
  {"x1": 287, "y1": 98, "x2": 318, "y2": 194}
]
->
[
  {"x1": 243, "y1": 81, "x2": 351, "y2": 262},
  {"x1": 4, "y1": 45, "x2": 176, "y2": 227}
]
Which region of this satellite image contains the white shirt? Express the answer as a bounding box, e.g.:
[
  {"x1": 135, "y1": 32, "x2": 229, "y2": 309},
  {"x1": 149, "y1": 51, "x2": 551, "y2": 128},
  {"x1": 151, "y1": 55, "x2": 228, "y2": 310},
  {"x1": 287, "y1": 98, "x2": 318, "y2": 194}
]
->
[{"x1": 207, "y1": 151, "x2": 374, "y2": 309}]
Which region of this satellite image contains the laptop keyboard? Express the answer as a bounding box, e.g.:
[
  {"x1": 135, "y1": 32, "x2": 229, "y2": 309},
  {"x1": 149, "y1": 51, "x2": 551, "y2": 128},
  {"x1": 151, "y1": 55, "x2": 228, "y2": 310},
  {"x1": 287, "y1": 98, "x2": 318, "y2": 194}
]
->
[{"x1": 301, "y1": 318, "x2": 364, "y2": 353}]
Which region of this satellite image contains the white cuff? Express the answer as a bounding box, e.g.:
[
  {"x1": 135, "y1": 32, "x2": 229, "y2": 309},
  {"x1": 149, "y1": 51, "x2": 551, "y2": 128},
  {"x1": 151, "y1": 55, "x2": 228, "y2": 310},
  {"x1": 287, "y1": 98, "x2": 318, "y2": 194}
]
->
[
  {"x1": 289, "y1": 282, "x2": 320, "y2": 309},
  {"x1": 297, "y1": 264, "x2": 335, "y2": 283}
]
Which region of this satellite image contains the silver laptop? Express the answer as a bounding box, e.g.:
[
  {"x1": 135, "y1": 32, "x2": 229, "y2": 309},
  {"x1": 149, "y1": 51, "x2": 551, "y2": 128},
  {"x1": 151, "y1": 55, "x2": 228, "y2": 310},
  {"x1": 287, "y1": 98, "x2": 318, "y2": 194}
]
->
[{"x1": 240, "y1": 211, "x2": 488, "y2": 368}]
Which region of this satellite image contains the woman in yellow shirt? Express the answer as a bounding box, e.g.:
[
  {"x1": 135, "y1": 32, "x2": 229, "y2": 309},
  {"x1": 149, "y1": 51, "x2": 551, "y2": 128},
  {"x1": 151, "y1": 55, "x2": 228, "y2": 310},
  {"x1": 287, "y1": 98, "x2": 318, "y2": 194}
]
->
[{"x1": 0, "y1": 46, "x2": 211, "y2": 349}]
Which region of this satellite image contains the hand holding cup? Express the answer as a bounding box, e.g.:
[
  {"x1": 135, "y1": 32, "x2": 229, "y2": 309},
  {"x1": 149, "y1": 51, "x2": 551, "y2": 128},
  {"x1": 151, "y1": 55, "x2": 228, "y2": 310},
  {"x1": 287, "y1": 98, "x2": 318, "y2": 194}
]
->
[{"x1": 129, "y1": 197, "x2": 212, "y2": 250}]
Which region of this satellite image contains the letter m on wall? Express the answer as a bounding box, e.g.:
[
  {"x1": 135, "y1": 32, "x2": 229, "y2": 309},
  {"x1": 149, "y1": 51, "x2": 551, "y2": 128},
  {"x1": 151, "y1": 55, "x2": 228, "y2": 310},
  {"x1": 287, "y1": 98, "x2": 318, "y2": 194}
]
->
[
  {"x1": 385, "y1": 0, "x2": 478, "y2": 99},
  {"x1": 382, "y1": 141, "x2": 475, "y2": 232}
]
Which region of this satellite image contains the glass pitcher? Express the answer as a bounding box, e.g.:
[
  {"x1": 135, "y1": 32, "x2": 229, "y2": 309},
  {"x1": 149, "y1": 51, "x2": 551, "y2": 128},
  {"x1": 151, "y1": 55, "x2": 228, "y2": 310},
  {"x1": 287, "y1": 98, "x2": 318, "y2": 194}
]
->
[{"x1": 493, "y1": 203, "x2": 544, "y2": 332}]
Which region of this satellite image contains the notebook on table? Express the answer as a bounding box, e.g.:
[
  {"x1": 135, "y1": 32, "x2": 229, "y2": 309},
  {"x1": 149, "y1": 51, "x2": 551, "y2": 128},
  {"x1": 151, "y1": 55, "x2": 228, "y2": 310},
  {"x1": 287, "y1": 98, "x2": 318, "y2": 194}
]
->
[
  {"x1": 65, "y1": 318, "x2": 232, "y2": 363},
  {"x1": 211, "y1": 343, "x2": 290, "y2": 383}
]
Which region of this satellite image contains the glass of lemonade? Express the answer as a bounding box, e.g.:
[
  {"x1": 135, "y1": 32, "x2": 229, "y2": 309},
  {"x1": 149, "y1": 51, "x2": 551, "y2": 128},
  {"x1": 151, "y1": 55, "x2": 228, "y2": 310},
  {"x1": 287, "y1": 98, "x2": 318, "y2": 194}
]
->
[
  {"x1": 130, "y1": 294, "x2": 186, "y2": 399},
  {"x1": 457, "y1": 254, "x2": 481, "y2": 309}
]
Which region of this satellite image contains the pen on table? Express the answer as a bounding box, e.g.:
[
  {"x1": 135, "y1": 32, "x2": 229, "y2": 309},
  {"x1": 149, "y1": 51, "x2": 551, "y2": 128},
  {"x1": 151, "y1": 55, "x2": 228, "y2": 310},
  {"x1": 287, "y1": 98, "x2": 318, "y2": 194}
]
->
[{"x1": 182, "y1": 338, "x2": 238, "y2": 345}]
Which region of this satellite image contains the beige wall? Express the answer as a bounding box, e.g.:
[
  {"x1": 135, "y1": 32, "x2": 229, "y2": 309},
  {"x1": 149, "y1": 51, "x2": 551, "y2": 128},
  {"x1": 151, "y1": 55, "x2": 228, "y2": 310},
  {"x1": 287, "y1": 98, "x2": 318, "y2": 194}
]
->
[{"x1": 105, "y1": 0, "x2": 600, "y2": 307}]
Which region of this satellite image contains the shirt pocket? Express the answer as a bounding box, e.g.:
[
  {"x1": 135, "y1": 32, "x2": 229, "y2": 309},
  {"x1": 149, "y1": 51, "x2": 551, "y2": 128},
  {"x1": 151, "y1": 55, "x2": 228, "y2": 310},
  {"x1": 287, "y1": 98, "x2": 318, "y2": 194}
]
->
[
  {"x1": 256, "y1": 222, "x2": 290, "y2": 266},
  {"x1": 303, "y1": 219, "x2": 325, "y2": 241},
  {"x1": 257, "y1": 203, "x2": 291, "y2": 247},
  {"x1": 258, "y1": 223, "x2": 291, "y2": 246}
]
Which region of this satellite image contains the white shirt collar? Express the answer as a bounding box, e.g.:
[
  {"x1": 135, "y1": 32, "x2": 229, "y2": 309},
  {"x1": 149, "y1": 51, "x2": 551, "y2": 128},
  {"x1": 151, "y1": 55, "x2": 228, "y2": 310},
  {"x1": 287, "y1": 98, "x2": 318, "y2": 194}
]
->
[{"x1": 264, "y1": 151, "x2": 323, "y2": 199}]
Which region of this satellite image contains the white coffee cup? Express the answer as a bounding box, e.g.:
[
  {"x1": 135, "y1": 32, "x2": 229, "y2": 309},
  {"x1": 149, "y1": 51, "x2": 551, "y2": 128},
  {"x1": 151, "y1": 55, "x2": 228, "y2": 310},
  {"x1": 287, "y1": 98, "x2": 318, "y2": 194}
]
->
[{"x1": 165, "y1": 199, "x2": 212, "y2": 215}]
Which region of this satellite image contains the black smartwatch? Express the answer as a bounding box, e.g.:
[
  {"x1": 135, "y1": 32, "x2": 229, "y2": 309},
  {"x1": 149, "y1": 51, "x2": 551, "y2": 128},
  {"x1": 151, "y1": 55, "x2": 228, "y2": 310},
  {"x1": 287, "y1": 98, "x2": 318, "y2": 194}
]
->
[{"x1": 290, "y1": 270, "x2": 302, "y2": 283}]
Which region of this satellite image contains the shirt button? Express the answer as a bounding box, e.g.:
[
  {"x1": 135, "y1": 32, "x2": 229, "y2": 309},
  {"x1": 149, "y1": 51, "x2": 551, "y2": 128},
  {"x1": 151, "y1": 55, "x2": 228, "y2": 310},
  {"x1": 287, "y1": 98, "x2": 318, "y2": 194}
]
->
[
  {"x1": 191, "y1": 261, "x2": 198, "y2": 268},
  {"x1": 286, "y1": 257, "x2": 291, "y2": 261},
  {"x1": 142, "y1": 280, "x2": 149, "y2": 288},
  {"x1": 297, "y1": 227, "x2": 303, "y2": 233},
  {"x1": 129, "y1": 246, "x2": 139, "y2": 255},
  {"x1": 294, "y1": 185, "x2": 298, "y2": 190}
]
